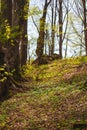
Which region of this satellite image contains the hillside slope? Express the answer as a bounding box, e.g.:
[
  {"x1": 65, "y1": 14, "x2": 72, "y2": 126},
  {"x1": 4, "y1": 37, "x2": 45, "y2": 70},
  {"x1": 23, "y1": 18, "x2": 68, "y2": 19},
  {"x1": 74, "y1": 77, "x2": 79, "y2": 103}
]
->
[{"x1": 0, "y1": 56, "x2": 87, "y2": 130}]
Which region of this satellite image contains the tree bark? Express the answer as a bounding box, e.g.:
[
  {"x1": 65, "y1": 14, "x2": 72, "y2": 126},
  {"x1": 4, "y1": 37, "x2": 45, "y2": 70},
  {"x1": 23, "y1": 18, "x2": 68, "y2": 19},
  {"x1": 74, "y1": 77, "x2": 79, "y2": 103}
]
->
[
  {"x1": 1, "y1": 0, "x2": 12, "y2": 25},
  {"x1": 58, "y1": 0, "x2": 63, "y2": 58},
  {"x1": 17, "y1": 0, "x2": 28, "y2": 66},
  {"x1": 51, "y1": 0, "x2": 57, "y2": 55},
  {"x1": 36, "y1": 0, "x2": 52, "y2": 64},
  {"x1": 11, "y1": 0, "x2": 28, "y2": 67},
  {"x1": 82, "y1": 0, "x2": 87, "y2": 55}
]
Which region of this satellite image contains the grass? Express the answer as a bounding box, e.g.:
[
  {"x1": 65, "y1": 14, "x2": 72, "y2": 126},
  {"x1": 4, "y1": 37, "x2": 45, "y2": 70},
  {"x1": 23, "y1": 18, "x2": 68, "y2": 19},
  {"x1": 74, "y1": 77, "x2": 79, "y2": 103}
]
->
[{"x1": 0, "y1": 56, "x2": 87, "y2": 129}]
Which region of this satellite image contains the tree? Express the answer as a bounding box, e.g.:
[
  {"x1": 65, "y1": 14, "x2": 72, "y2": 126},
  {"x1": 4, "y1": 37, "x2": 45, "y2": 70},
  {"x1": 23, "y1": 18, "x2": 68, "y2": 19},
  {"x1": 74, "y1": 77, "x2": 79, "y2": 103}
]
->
[
  {"x1": 71, "y1": 0, "x2": 87, "y2": 56},
  {"x1": 0, "y1": 0, "x2": 29, "y2": 97},
  {"x1": 1, "y1": 0, "x2": 12, "y2": 26},
  {"x1": 36, "y1": 0, "x2": 52, "y2": 64},
  {"x1": 50, "y1": 0, "x2": 57, "y2": 55},
  {"x1": 17, "y1": 0, "x2": 29, "y2": 66},
  {"x1": 12, "y1": 0, "x2": 28, "y2": 66},
  {"x1": 58, "y1": 0, "x2": 63, "y2": 58},
  {"x1": 82, "y1": 0, "x2": 87, "y2": 55}
]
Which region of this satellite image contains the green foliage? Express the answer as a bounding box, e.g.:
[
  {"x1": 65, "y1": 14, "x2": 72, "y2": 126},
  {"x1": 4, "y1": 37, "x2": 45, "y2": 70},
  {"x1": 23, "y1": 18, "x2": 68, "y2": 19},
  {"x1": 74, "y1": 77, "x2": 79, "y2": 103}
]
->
[
  {"x1": 24, "y1": 1, "x2": 29, "y2": 20},
  {"x1": 22, "y1": 56, "x2": 87, "y2": 83},
  {"x1": 0, "y1": 20, "x2": 8, "y2": 44},
  {"x1": 0, "y1": 19, "x2": 20, "y2": 46},
  {"x1": 0, "y1": 65, "x2": 13, "y2": 83},
  {"x1": 11, "y1": 26, "x2": 20, "y2": 39},
  {"x1": 0, "y1": 66, "x2": 7, "y2": 82},
  {"x1": 0, "y1": 114, "x2": 7, "y2": 128},
  {"x1": 4, "y1": 20, "x2": 11, "y2": 39},
  {"x1": 29, "y1": 6, "x2": 42, "y2": 17}
]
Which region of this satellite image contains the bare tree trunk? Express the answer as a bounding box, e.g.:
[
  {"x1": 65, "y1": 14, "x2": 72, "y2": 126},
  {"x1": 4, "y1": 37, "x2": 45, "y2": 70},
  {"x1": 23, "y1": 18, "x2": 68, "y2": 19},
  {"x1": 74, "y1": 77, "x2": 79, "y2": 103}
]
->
[
  {"x1": 65, "y1": 35, "x2": 68, "y2": 58},
  {"x1": 58, "y1": 0, "x2": 63, "y2": 58},
  {"x1": 82, "y1": 0, "x2": 87, "y2": 55},
  {"x1": 12, "y1": 0, "x2": 19, "y2": 26},
  {"x1": 51, "y1": 0, "x2": 54, "y2": 55},
  {"x1": 19, "y1": 21, "x2": 27, "y2": 66},
  {"x1": 17, "y1": 0, "x2": 28, "y2": 66},
  {"x1": 12, "y1": 0, "x2": 28, "y2": 67}
]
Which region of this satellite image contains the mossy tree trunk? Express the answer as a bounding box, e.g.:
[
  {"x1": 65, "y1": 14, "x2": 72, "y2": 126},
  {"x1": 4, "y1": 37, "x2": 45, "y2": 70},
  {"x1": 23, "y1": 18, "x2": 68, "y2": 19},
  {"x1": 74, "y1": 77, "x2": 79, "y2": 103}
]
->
[
  {"x1": 36, "y1": 0, "x2": 52, "y2": 64},
  {"x1": 0, "y1": 0, "x2": 28, "y2": 97},
  {"x1": 1, "y1": 0, "x2": 28, "y2": 72}
]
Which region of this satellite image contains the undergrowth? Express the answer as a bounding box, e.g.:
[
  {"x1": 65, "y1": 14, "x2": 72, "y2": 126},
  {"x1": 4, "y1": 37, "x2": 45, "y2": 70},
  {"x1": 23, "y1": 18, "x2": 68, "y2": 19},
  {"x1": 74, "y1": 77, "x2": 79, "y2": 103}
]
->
[{"x1": 0, "y1": 56, "x2": 87, "y2": 129}]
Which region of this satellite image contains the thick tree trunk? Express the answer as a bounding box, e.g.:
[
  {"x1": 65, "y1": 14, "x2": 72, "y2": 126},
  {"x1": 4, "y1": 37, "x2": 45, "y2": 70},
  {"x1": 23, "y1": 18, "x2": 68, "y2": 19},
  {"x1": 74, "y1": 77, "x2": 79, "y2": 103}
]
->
[
  {"x1": 1, "y1": 0, "x2": 12, "y2": 25},
  {"x1": 0, "y1": 0, "x2": 28, "y2": 98},
  {"x1": 36, "y1": 17, "x2": 46, "y2": 64},
  {"x1": 0, "y1": 47, "x2": 8, "y2": 98},
  {"x1": 17, "y1": 0, "x2": 28, "y2": 66},
  {"x1": 12, "y1": 0, "x2": 28, "y2": 67},
  {"x1": 19, "y1": 21, "x2": 27, "y2": 66},
  {"x1": 0, "y1": 0, "x2": 12, "y2": 97},
  {"x1": 36, "y1": 0, "x2": 51, "y2": 64}
]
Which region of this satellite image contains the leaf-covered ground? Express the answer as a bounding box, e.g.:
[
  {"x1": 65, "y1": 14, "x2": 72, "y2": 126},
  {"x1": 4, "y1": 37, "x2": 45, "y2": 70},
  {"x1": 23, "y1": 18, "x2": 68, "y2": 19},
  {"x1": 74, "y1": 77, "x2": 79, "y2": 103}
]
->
[{"x1": 0, "y1": 56, "x2": 87, "y2": 130}]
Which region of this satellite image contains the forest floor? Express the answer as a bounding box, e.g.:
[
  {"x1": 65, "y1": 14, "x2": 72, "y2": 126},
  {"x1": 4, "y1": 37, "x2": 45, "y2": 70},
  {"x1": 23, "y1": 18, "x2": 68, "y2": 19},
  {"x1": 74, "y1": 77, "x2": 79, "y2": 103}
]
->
[{"x1": 0, "y1": 56, "x2": 87, "y2": 130}]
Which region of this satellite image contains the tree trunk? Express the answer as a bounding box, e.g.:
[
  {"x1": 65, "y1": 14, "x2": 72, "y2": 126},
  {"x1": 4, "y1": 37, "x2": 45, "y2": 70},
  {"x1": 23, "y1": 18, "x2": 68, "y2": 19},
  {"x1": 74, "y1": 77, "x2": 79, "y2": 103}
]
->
[
  {"x1": 19, "y1": 21, "x2": 27, "y2": 66},
  {"x1": 51, "y1": 0, "x2": 54, "y2": 55},
  {"x1": 17, "y1": 0, "x2": 28, "y2": 66},
  {"x1": 51, "y1": 0, "x2": 57, "y2": 55},
  {"x1": 58, "y1": 0, "x2": 63, "y2": 58},
  {"x1": 82, "y1": 0, "x2": 87, "y2": 55},
  {"x1": 1, "y1": 0, "x2": 12, "y2": 25},
  {"x1": 0, "y1": 47, "x2": 8, "y2": 97},
  {"x1": 36, "y1": 0, "x2": 51, "y2": 64}
]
